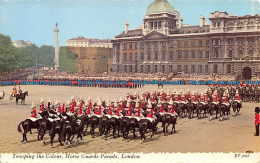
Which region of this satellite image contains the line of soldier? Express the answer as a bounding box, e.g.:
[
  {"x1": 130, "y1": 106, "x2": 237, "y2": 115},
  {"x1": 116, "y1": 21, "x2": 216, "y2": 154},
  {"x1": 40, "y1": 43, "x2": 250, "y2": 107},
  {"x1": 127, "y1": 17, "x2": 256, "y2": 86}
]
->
[{"x1": 28, "y1": 85, "x2": 242, "y2": 123}]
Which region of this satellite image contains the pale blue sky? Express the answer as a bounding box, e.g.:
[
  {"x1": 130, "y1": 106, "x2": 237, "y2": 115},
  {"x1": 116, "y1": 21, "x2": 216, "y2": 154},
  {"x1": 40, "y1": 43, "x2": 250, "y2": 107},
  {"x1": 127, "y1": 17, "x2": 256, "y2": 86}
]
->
[{"x1": 0, "y1": 0, "x2": 259, "y2": 46}]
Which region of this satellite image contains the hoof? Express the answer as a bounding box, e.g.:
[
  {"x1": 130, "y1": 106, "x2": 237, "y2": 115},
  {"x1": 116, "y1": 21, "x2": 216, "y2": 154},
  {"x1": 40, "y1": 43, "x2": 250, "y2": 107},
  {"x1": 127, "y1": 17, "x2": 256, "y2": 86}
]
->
[{"x1": 51, "y1": 146, "x2": 54, "y2": 148}]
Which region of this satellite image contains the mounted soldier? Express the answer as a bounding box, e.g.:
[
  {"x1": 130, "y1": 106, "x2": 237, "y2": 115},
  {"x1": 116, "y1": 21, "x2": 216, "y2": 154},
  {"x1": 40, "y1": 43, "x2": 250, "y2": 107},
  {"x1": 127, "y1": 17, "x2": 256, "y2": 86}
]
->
[
  {"x1": 30, "y1": 102, "x2": 37, "y2": 122},
  {"x1": 11, "y1": 85, "x2": 17, "y2": 97}
]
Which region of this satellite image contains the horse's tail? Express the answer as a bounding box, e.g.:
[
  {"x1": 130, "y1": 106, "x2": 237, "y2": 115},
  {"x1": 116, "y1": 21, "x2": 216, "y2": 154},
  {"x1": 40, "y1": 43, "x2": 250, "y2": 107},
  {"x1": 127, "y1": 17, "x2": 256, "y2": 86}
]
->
[{"x1": 18, "y1": 121, "x2": 23, "y2": 133}]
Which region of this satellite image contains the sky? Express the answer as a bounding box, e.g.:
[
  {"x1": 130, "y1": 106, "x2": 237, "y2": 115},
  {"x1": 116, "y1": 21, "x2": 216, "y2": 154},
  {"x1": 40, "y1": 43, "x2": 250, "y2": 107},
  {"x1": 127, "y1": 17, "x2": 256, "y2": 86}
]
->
[{"x1": 0, "y1": 0, "x2": 259, "y2": 47}]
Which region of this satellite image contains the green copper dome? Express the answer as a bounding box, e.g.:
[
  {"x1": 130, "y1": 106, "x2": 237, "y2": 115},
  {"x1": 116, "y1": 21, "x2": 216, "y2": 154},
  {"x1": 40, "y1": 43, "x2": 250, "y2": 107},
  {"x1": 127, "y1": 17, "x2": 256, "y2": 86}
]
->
[{"x1": 146, "y1": 0, "x2": 176, "y2": 15}]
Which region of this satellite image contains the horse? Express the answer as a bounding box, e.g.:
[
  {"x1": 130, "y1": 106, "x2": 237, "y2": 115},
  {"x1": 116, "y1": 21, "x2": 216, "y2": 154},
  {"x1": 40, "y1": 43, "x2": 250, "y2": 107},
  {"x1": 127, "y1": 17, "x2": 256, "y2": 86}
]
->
[
  {"x1": 17, "y1": 118, "x2": 41, "y2": 142},
  {"x1": 218, "y1": 103, "x2": 231, "y2": 121},
  {"x1": 187, "y1": 102, "x2": 196, "y2": 119},
  {"x1": 208, "y1": 103, "x2": 219, "y2": 121},
  {"x1": 16, "y1": 91, "x2": 28, "y2": 105},
  {"x1": 178, "y1": 102, "x2": 187, "y2": 118},
  {"x1": 0, "y1": 91, "x2": 5, "y2": 104},
  {"x1": 124, "y1": 117, "x2": 139, "y2": 140},
  {"x1": 161, "y1": 113, "x2": 177, "y2": 135},
  {"x1": 138, "y1": 116, "x2": 158, "y2": 144},
  {"x1": 38, "y1": 118, "x2": 53, "y2": 146},
  {"x1": 231, "y1": 101, "x2": 241, "y2": 116},
  {"x1": 99, "y1": 115, "x2": 110, "y2": 140},
  {"x1": 120, "y1": 115, "x2": 130, "y2": 140},
  {"x1": 107, "y1": 116, "x2": 121, "y2": 139},
  {"x1": 78, "y1": 114, "x2": 89, "y2": 136},
  {"x1": 49, "y1": 121, "x2": 65, "y2": 148},
  {"x1": 60, "y1": 120, "x2": 84, "y2": 148},
  {"x1": 158, "y1": 83, "x2": 163, "y2": 89},
  {"x1": 89, "y1": 115, "x2": 100, "y2": 138}
]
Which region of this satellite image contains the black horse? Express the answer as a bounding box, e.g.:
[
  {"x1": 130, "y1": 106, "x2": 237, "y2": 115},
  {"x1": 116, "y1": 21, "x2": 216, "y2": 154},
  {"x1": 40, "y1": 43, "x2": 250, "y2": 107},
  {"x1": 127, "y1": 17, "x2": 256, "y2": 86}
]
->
[
  {"x1": 139, "y1": 116, "x2": 158, "y2": 144},
  {"x1": 49, "y1": 121, "x2": 65, "y2": 148},
  {"x1": 17, "y1": 118, "x2": 40, "y2": 142},
  {"x1": 60, "y1": 120, "x2": 84, "y2": 148},
  {"x1": 16, "y1": 91, "x2": 28, "y2": 105},
  {"x1": 107, "y1": 117, "x2": 121, "y2": 139},
  {"x1": 231, "y1": 101, "x2": 241, "y2": 116},
  {"x1": 161, "y1": 113, "x2": 177, "y2": 135}
]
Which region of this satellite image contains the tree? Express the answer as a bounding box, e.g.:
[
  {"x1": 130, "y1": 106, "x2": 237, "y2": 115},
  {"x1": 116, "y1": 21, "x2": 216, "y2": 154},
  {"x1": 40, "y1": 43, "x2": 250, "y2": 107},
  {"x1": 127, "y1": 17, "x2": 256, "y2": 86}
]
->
[{"x1": 0, "y1": 34, "x2": 18, "y2": 72}]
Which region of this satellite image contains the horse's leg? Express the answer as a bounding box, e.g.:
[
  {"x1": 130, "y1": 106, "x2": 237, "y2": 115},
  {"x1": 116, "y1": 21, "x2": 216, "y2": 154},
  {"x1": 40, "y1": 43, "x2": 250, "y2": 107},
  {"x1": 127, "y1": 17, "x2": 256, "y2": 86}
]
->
[
  {"x1": 30, "y1": 129, "x2": 32, "y2": 134},
  {"x1": 171, "y1": 124, "x2": 175, "y2": 134},
  {"x1": 58, "y1": 133, "x2": 63, "y2": 146},
  {"x1": 166, "y1": 123, "x2": 170, "y2": 134},
  {"x1": 37, "y1": 130, "x2": 40, "y2": 140},
  {"x1": 117, "y1": 124, "x2": 120, "y2": 137},
  {"x1": 50, "y1": 133, "x2": 55, "y2": 148},
  {"x1": 133, "y1": 128, "x2": 136, "y2": 139}
]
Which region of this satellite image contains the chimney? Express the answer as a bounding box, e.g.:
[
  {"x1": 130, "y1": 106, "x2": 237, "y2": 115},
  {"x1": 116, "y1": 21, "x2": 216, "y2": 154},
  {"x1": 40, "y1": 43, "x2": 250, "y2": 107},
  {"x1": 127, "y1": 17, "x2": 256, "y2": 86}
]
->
[
  {"x1": 125, "y1": 22, "x2": 129, "y2": 35},
  {"x1": 179, "y1": 16, "x2": 183, "y2": 28},
  {"x1": 200, "y1": 15, "x2": 205, "y2": 27}
]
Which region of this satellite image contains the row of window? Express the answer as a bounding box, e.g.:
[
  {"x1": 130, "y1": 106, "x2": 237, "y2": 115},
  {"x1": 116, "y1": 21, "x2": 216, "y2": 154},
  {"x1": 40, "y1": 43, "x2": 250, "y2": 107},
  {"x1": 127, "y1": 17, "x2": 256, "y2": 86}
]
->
[
  {"x1": 178, "y1": 40, "x2": 209, "y2": 47},
  {"x1": 177, "y1": 51, "x2": 209, "y2": 59},
  {"x1": 177, "y1": 65, "x2": 209, "y2": 73},
  {"x1": 214, "y1": 37, "x2": 257, "y2": 46},
  {"x1": 118, "y1": 64, "x2": 232, "y2": 74},
  {"x1": 118, "y1": 40, "x2": 209, "y2": 50},
  {"x1": 121, "y1": 52, "x2": 171, "y2": 61}
]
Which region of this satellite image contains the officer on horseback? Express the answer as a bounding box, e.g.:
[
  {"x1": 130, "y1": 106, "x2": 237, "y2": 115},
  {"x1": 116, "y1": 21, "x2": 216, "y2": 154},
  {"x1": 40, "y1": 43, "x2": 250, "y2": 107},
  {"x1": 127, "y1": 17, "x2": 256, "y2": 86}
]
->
[
  {"x1": 12, "y1": 86, "x2": 17, "y2": 97},
  {"x1": 18, "y1": 86, "x2": 22, "y2": 95}
]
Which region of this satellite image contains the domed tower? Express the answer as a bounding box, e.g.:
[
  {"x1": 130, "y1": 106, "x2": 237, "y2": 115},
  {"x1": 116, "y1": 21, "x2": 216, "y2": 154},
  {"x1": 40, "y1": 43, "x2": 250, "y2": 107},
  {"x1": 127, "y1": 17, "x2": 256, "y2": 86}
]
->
[{"x1": 143, "y1": 0, "x2": 179, "y2": 35}]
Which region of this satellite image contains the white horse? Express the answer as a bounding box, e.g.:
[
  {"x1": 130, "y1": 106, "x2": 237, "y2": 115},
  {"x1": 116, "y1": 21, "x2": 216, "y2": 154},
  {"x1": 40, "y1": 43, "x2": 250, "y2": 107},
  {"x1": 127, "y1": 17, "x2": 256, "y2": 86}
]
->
[
  {"x1": 0, "y1": 91, "x2": 5, "y2": 104},
  {"x1": 10, "y1": 93, "x2": 16, "y2": 103}
]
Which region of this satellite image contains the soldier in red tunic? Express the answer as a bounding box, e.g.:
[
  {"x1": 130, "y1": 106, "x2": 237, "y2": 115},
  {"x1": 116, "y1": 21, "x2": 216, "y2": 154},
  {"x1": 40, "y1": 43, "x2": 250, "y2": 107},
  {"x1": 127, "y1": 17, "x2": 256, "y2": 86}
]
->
[{"x1": 255, "y1": 107, "x2": 259, "y2": 136}]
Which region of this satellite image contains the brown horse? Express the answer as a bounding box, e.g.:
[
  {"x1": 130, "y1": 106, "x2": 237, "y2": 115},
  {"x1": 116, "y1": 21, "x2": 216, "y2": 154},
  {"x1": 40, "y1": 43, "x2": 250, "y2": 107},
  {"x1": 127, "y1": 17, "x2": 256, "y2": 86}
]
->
[{"x1": 16, "y1": 91, "x2": 28, "y2": 105}]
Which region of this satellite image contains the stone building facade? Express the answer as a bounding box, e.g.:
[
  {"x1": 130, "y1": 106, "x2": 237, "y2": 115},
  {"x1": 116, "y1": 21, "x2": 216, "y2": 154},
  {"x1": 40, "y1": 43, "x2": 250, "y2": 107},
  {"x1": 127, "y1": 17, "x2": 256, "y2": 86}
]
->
[
  {"x1": 112, "y1": 0, "x2": 260, "y2": 79},
  {"x1": 67, "y1": 36, "x2": 112, "y2": 48},
  {"x1": 68, "y1": 47, "x2": 113, "y2": 73}
]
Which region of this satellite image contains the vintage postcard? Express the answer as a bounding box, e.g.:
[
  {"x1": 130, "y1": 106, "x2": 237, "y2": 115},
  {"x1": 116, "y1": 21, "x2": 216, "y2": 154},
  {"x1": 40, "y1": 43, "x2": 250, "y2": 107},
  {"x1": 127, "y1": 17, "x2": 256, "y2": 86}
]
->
[{"x1": 0, "y1": 0, "x2": 260, "y2": 162}]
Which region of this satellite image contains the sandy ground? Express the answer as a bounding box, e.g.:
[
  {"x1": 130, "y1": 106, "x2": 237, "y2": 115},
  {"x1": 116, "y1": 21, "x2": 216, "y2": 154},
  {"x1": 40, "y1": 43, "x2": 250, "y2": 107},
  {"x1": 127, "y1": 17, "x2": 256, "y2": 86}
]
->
[{"x1": 0, "y1": 85, "x2": 259, "y2": 153}]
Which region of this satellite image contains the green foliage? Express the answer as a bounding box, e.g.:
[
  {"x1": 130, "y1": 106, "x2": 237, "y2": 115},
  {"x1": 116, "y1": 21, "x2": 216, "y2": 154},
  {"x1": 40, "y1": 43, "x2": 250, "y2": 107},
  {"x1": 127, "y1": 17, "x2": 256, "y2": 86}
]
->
[
  {"x1": 59, "y1": 46, "x2": 78, "y2": 73},
  {"x1": 0, "y1": 34, "x2": 18, "y2": 72},
  {"x1": 0, "y1": 33, "x2": 55, "y2": 72}
]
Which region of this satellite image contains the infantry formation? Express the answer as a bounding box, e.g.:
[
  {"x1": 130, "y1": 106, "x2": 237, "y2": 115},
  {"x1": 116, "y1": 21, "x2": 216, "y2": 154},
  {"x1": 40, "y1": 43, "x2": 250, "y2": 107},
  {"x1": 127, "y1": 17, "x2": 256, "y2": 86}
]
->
[{"x1": 14, "y1": 83, "x2": 259, "y2": 149}]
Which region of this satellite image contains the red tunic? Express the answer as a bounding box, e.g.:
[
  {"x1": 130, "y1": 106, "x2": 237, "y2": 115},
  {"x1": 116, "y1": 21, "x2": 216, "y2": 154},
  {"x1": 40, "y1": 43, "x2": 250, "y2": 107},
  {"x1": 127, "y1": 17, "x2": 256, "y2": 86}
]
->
[
  {"x1": 115, "y1": 108, "x2": 123, "y2": 116},
  {"x1": 41, "y1": 103, "x2": 44, "y2": 109},
  {"x1": 160, "y1": 105, "x2": 164, "y2": 113},
  {"x1": 95, "y1": 106, "x2": 102, "y2": 115},
  {"x1": 86, "y1": 106, "x2": 91, "y2": 114},
  {"x1": 135, "y1": 106, "x2": 141, "y2": 117},
  {"x1": 168, "y1": 106, "x2": 175, "y2": 114},
  {"x1": 235, "y1": 95, "x2": 240, "y2": 101},
  {"x1": 106, "y1": 107, "x2": 112, "y2": 115},
  {"x1": 31, "y1": 109, "x2": 37, "y2": 118},
  {"x1": 79, "y1": 106, "x2": 82, "y2": 115},
  {"x1": 255, "y1": 114, "x2": 259, "y2": 125},
  {"x1": 57, "y1": 105, "x2": 62, "y2": 113},
  {"x1": 71, "y1": 105, "x2": 75, "y2": 112},
  {"x1": 126, "y1": 108, "x2": 132, "y2": 116},
  {"x1": 62, "y1": 104, "x2": 65, "y2": 112},
  {"x1": 147, "y1": 109, "x2": 153, "y2": 118}
]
